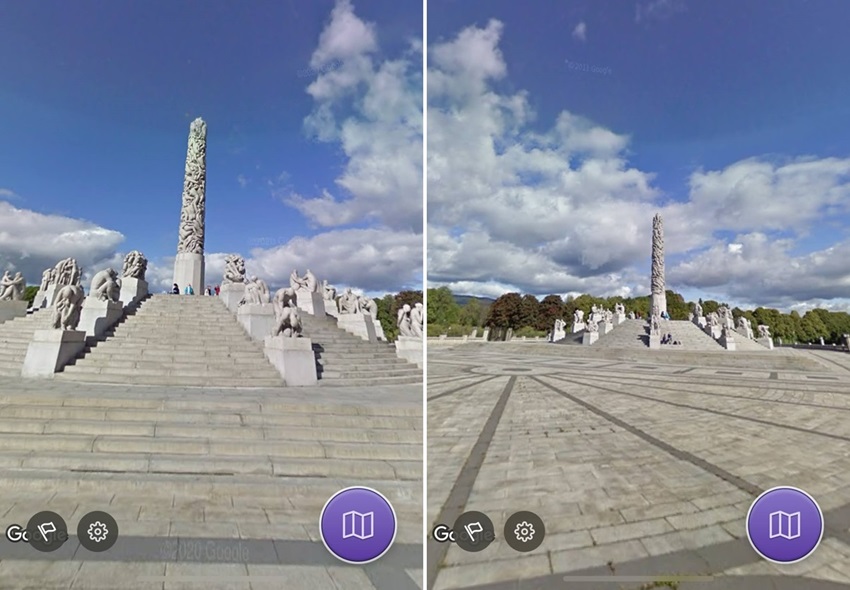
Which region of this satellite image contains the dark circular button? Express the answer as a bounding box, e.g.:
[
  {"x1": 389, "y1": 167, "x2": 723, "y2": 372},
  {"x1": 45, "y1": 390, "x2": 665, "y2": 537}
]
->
[
  {"x1": 453, "y1": 511, "x2": 495, "y2": 552},
  {"x1": 77, "y1": 511, "x2": 119, "y2": 552},
  {"x1": 504, "y1": 510, "x2": 545, "y2": 552},
  {"x1": 26, "y1": 511, "x2": 68, "y2": 552}
]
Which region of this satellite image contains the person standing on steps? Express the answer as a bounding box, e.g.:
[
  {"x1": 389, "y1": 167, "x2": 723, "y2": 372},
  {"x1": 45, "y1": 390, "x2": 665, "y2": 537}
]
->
[
  {"x1": 214, "y1": 285, "x2": 220, "y2": 296},
  {"x1": 184, "y1": 284, "x2": 194, "y2": 295}
]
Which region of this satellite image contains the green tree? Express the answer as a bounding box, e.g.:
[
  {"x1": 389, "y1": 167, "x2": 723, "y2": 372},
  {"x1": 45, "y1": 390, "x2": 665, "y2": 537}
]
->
[
  {"x1": 536, "y1": 294, "x2": 565, "y2": 331},
  {"x1": 518, "y1": 294, "x2": 540, "y2": 329},
  {"x1": 459, "y1": 298, "x2": 486, "y2": 327},
  {"x1": 427, "y1": 287, "x2": 459, "y2": 325},
  {"x1": 24, "y1": 285, "x2": 38, "y2": 307},
  {"x1": 486, "y1": 292, "x2": 523, "y2": 328}
]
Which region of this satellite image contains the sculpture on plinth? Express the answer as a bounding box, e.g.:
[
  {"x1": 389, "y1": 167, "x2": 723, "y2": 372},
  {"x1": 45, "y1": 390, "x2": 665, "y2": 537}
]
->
[
  {"x1": 122, "y1": 250, "x2": 148, "y2": 280},
  {"x1": 222, "y1": 255, "x2": 247, "y2": 284},
  {"x1": 272, "y1": 287, "x2": 301, "y2": 337},
  {"x1": 410, "y1": 302, "x2": 424, "y2": 337},
  {"x1": 586, "y1": 316, "x2": 599, "y2": 332},
  {"x1": 358, "y1": 296, "x2": 378, "y2": 317},
  {"x1": 304, "y1": 270, "x2": 318, "y2": 292},
  {"x1": 737, "y1": 316, "x2": 754, "y2": 339},
  {"x1": 90, "y1": 269, "x2": 120, "y2": 302},
  {"x1": 322, "y1": 280, "x2": 336, "y2": 302},
  {"x1": 758, "y1": 324, "x2": 771, "y2": 339},
  {"x1": 614, "y1": 303, "x2": 625, "y2": 315},
  {"x1": 176, "y1": 118, "x2": 207, "y2": 255},
  {"x1": 241, "y1": 276, "x2": 271, "y2": 306},
  {"x1": 0, "y1": 271, "x2": 25, "y2": 301},
  {"x1": 692, "y1": 301, "x2": 703, "y2": 317},
  {"x1": 573, "y1": 309, "x2": 584, "y2": 324},
  {"x1": 707, "y1": 311, "x2": 719, "y2": 327},
  {"x1": 39, "y1": 268, "x2": 53, "y2": 292},
  {"x1": 650, "y1": 213, "x2": 667, "y2": 316},
  {"x1": 53, "y1": 258, "x2": 81, "y2": 288},
  {"x1": 339, "y1": 288, "x2": 359, "y2": 314},
  {"x1": 649, "y1": 312, "x2": 661, "y2": 336},
  {"x1": 604, "y1": 309, "x2": 613, "y2": 324},
  {"x1": 52, "y1": 283, "x2": 84, "y2": 330},
  {"x1": 397, "y1": 304, "x2": 414, "y2": 336}
]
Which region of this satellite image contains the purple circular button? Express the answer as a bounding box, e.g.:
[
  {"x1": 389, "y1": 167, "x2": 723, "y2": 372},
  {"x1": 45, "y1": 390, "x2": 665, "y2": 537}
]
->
[
  {"x1": 746, "y1": 486, "x2": 823, "y2": 564},
  {"x1": 319, "y1": 486, "x2": 397, "y2": 564}
]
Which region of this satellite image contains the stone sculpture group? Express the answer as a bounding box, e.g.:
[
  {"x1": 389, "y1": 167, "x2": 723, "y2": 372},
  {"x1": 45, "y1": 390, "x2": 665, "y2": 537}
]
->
[
  {"x1": 272, "y1": 287, "x2": 302, "y2": 338},
  {"x1": 397, "y1": 303, "x2": 423, "y2": 337},
  {"x1": 0, "y1": 271, "x2": 25, "y2": 301}
]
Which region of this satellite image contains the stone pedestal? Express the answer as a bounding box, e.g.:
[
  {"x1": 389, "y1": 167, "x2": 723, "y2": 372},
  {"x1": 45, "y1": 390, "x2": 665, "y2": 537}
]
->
[
  {"x1": 119, "y1": 277, "x2": 149, "y2": 307},
  {"x1": 506, "y1": 328, "x2": 513, "y2": 341},
  {"x1": 648, "y1": 334, "x2": 661, "y2": 349},
  {"x1": 552, "y1": 328, "x2": 566, "y2": 343},
  {"x1": 324, "y1": 299, "x2": 339, "y2": 318},
  {"x1": 599, "y1": 322, "x2": 614, "y2": 335},
  {"x1": 295, "y1": 290, "x2": 326, "y2": 316},
  {"x1": 219, "y1": 282, "x2": 245, "y2": 313},
  {"x1": 173, "y1": 252, "x2": 205, "y2": 296},
  {"x1": 482, "y1": 328, "x2": 490, "y2": 341},
  {"x1": 843, "y1": 335, "x2": 849, "y2": 350},
  {"x1": 372, "y1": 319, "x2": 386, "y2": 340},
  {"x1": 757, "y1": 337, "x2": 774, "y2": 350},
  {"x1": 693, "y1": 316, "x2": 707, "y2": 328},
  {"x1": 719, "y1": 333, "x2": 736, "y2": 351},
  {"x1": 237, "y1": 303, "x2": 275, "y2": 342},
  {"x1": 337, "y1": 313, "x2": 377, "y2": 342},
  {"x1": 395, "y1": 336, "x2": 423, "y2": 367},
  {"x1": 263, "y1": 335, "x2": 317, "y2": 386},
  {"x1": 470, "y1": 329, "x2": 478, "y2": 339},
  {"x1": 36, "y1": 285, "x2": 57, "y2": 309},
  {"x1": 572, "y1": 322, "x2": 586, "y2": 333},
  {"x1": 78, "y1": 297, "x2": 124, "y2": 339},
  {"x1": 21, "y1": 329, "x2": 86, "y2": 377},
  {"x1": 582, "y1": 332, "x2": 598, "y2": 345},
  {"x1": 705, "y1": 325, "x2": 721, "y2": 339},
  {"x1": 0, "y1": 300, "x2": 29, "y2": 323},
  {"x1": 613, "y1": 313, "x2": 626, "y2": 326}
]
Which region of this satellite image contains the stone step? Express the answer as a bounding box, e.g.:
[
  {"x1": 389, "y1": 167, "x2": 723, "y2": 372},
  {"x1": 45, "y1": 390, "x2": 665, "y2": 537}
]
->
[
  {"x1": 0, "y1": 432, "x2": 421, "y2": 461},
  {"x1": 60, "y1": 365, "x2": 280, "y2": 379},
  {"x1": 0, "y1": 451, "x2": 421, "y2": 482},
  {"x1": 319, "y1": 374, "x2": 423, "y2": 385},
  {"x1": 54, "y1": 373, "x2": 283, "y2": 387},
  {"x1": 0, "y1": 417, "x2": 419, "y2": 444}
]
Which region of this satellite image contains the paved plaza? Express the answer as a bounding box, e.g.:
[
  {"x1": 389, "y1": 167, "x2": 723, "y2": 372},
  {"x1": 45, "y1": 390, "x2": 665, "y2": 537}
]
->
[
  {"x1": 0, "y1": 378, "x2": 422, "y2": 589},
  {"x1": 427, "y1": 342, "x2": 850, "y2": 589}
]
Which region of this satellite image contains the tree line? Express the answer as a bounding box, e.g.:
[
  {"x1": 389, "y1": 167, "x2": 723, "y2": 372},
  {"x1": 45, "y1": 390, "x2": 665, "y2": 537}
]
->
[{"x1": 427, "y1": 286, "x2": 850, "y2": 345}]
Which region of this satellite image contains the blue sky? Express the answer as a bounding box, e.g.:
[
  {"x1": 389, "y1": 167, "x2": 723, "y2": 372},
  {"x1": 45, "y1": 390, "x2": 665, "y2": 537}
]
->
[
  {"x1": 427, "y1": 0, "x2": 850, "y2": 311},
  {"x1": 0, "y1": 0, "x2": 422, "y2": 296}
]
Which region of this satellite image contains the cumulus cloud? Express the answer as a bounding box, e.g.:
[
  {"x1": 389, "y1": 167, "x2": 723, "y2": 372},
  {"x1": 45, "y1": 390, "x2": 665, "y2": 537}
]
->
[
  {"x1": 427, "y1": 20, "x2": 850, "y2": 311},
  {"x1": 288, "y1": 0, "x2": 422, "y2": 235},
  {"x1": 635, "y1": 0, "x2": 686, "y2": 23},
  {"x1": 0, "y1": 200, "x2": 124, "y2": 286},
  {"x1": 572, "y1": 22, "x2": 587, "y2": 42}
]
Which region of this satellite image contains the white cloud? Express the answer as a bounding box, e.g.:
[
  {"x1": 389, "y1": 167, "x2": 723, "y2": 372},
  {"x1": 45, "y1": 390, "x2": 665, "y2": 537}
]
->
[
  {"x1": 0, "y1": 201, "x2": 124, "y2": 287},
  {"x1": 572, "y1": 22, "x2": 587, "y2": 42},
  {"x1": 285, "y1": 0, "x2": 421, "y2": 237},
  {"x1": 427, "y1": 20, "x2": 850, "y2": 311},
  {"x1": 635, "y1": 0, "x2": 687, "y2": 23},
  {"x1": 237, "y1": 174, "x2": 248, "y2": 188},
  {"x1": 0, "y1": 188, "x2": 21, "y2": 201}
]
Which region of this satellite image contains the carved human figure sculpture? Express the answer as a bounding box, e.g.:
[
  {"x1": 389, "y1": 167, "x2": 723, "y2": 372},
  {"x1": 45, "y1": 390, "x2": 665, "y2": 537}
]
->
[
  {"x1": 574, "y1": 309, "x2": 584, "y2": 324},
  {"x1": 322, "y1": 280, "x2": 336, "y2": 302},
  {"x1": 241, "y1": 276, "x2": 271, "y2": 306},
  {"x1": 304, "y1": 269, "x2": 319, "y2": 292},
  {"x1": 52, "y1": 283, "x2": 85, "y2": 330},
  {"x1": 410, "y1": 302, "x2": 424, "y2": 337},
  {"x1": 693, "y1": 301, "x2": 703, "y2": 317},
  {"x1": 0, "y1": 271, "x2": 25, "y2": 301},
  {"x1": 122, "y1": 250, "x2": 148, "y2": 280},
  {"x1": 586, "y1": 316, "x2": 599, "y2": 332},
  {"x1": 222, "y1": 255, "x2": 246, "y2": 284},
  {"x1": 39, "y1": 268, "x2": 52, "y2": 292},
  {"x1": 758, "y1": 324, "x2": 771, "y2": 339},
  {"x1": 90, "y1": 268, "x2": 120, "y2": 302},
  {"x1": 358, "y1": 296, "x2": 378, "y2": 317},
  {"x1": 650, "y1": 313, "x2": 661, "y2": 336},
  {"x1": 339, "y1": 288, "x2": 359, "y2": 314},
  {"x1": 54, "y1": 258, "x2": 81, "y2": 288},
  {"x1": 614, "y1": 303, "x2": 625, "y2": 315},
  {"x1": 397, "y1": 304, "x2": 414, "y2": 336},
  {"x1": 272, "y1": 287, "x2": 301, "y2": 337}
]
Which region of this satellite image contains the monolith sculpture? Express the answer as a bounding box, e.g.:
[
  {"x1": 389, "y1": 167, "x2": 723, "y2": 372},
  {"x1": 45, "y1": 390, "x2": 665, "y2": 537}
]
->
[
  {"x1": 650, "y1": 213, "x2": 667, "y2": 316},
  {"x1": 172, "y1": 117, "x2": 207, "y2": 295}
]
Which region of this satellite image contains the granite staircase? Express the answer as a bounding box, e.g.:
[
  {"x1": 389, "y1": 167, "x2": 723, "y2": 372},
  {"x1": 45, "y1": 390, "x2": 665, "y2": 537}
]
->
[
  {"x1": 299, "y1": 313, "x2": 422, "y2": 386},
  {"x1": 56, "y1": 294, "x2": 284, "y2": 387},
  {"x1": 0, "y1": 309, "x2": 55, "y2": 376}
]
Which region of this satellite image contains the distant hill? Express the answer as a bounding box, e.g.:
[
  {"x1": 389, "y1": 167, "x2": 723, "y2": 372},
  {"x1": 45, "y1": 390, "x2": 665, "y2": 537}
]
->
[{"x1": 453, "y1": 294, "x2": 496, "y2": 306}]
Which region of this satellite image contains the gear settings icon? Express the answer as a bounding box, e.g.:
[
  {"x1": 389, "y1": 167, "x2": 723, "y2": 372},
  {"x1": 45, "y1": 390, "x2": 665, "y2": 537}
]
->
[
  {"x1": 87, "y1": 521, "x2": 109, "y2": 543},
  {"x1": 513, "y1": 521, "x2": 535, "y2": 543}
]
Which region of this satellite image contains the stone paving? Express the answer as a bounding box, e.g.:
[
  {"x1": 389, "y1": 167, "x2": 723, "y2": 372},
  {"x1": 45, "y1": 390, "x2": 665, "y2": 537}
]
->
[
  {"x1": 427, "y1": 342, "x2": 850, "y2": 589},
  {"x1": 0, "y1": 378, "x2": 423, "y2": 589}
]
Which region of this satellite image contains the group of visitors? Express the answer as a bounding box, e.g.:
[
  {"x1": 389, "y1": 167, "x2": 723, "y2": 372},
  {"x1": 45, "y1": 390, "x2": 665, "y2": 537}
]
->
[
  {"x1": 170, "y1": 284, "x2": 220, "y2": 296},
  {"x1": 660, "y1": 333, "x2": 681, "y2": 345}
]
